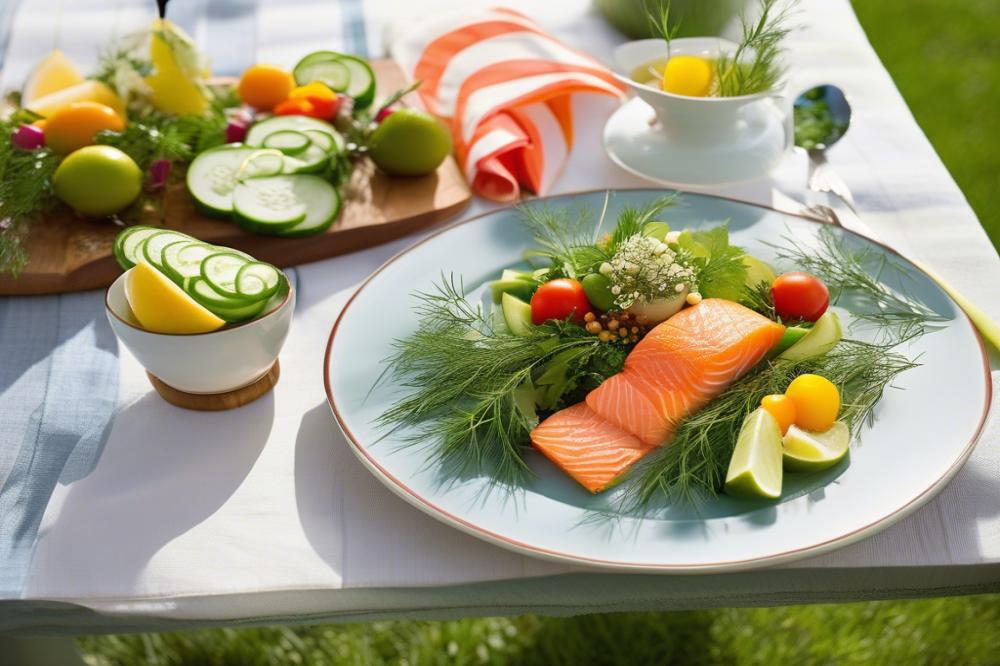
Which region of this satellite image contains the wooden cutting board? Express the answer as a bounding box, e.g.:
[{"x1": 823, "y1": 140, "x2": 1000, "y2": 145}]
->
[{"x1": 0, "y1": 59, "x2": 471, "y2": 296}]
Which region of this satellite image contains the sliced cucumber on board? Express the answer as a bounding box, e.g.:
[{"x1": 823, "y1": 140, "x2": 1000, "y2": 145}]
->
[
  {"x1": 238, "y1": 149, "x2": 286, "y2": 179},
  {"x1": 232, "y1": 175, "x2": 310, "y2": 232},
  {"x1": 292, "y1": 52, "x2": 351, "y2": 91},
  {"x1": 338, "y1": 54, "x2": 375, "y2": 109},
  {"x1": 280, "y1": 143, "x2": 330, "y2": 174},
  {"x1": 186, "y1": 145, "x2": 260, "y2": 216},
  {"x1": 234, "y1": 174, "x2": 340, "y2": 237},
  {"x1": 263, "y1": 129, "x2": 311, "y2": 156},
  {"x1": 244, "y1": 116, "x2": 342, "y2": 152}
]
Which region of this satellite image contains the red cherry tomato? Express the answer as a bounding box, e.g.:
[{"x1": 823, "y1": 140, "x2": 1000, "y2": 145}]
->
[
  {"x1": 530, "y1": 278, "x2": 593, "y2": 325},
  {"x1": 771, "y1": 271, "x2": 829, "y2": 322}
]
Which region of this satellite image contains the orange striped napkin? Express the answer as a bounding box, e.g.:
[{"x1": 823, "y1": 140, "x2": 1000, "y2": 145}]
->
[{"x1": 391, "y1": 8, "x2": 626, "y2": 202}]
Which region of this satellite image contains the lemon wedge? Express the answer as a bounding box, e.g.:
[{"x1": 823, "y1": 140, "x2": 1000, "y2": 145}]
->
[
  {"x1": 26, "y1": 79, "x2": 126, "y2": 119},
  {"x1": 725, "y1": 408, "x2": 783, "y2": 499},
  {"x1": 661, "y1": 55, "x2": 714, "y2": 97},
  {"x1": 23, "y1": 50, "x2": 84, "y2": 105},
  {"x1": 782, "y1": 422, "x2": 850, "y2": 472},
  {"x1": 146, "y1": 19, "x2": 210, "y2": 116},
  {"x1": 125, "y1": 262, "x2": 225, "y2": 334}
]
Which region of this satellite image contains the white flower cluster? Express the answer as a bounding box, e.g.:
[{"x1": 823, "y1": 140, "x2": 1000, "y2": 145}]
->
[{"x1": 601, "y1": 235, "x2": 698, "y2": 310}]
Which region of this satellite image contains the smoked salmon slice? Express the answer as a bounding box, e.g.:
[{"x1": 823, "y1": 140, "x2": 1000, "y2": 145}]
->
[{"x1": 530, "y1": 299, "x2": 784, "y2": 492}]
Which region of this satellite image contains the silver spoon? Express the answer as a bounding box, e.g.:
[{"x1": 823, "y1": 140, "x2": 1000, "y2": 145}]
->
[
  {"x1": 792, "y1": 84, "x2": 1000, "y2": 351},
  {"x1": 794, "y1": 84, "x2": 856, "y2": 212}
]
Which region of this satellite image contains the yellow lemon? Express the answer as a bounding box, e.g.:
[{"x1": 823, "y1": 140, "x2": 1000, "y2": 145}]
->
[
  {"x1": 146, "y1": 19, "x2": 209, "y2": 116},
  {"x1": 23, "y1": 50, "x2": 84, "y2": 105},
  {"x1": 125, "y1": 262, "x2": 225, "y2": 334},
  {"x1": 26, "y1": 79, "x2": 126, "y2": 119},
  {"x1": 661, "y1": 55, "x2": 714, "y2": 97}
]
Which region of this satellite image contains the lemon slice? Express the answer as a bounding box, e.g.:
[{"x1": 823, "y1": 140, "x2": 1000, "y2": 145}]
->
[
  {"x1": 782, "y1": 422, "x2": 850, "y2": 472},
  {"x1": 725, "y1": 408, "x2": 783, "y2": 499},
  {"x1": 23, "y1": 50, "x2": 84, "y2": 105},
  {"x1": 125, "y1": 262, "x2": 225, "y2": 334}
]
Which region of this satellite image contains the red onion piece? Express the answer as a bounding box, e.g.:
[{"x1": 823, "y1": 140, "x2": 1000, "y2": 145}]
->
[
  {"x1": 11, "y1": 124, "x2": 45, "y2": 150},
  {"x1": 226, "y1": 119, "x2": 249, "y2": 143},
  {"x1": 375, "y1": 107, "x2": 395, "y2": 123},
  {"x1": 149, "y1": 159, "x2": 172, "y2": 190}
]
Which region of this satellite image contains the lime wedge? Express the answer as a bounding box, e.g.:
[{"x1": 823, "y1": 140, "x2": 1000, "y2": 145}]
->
[
  {"x1": 725, "y1": 408, "x2": 783, "y2": 499},
  {"x1": 782, "y1": 421, "x2": 850, "y2": 472}
]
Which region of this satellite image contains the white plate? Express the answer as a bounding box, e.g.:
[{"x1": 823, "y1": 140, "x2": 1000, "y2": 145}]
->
[{"x1": 325, "y1": 189, "x2": 990, "y2": 572}]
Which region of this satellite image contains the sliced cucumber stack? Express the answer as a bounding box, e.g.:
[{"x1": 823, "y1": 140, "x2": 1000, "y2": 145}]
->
[
  {"x1": 231, "y1": 174, "x2": 340, "y2": 237},
  {"x1": 112, "y1": 226, "x2": 287, "y2": 324},
  {"x1": 292, "y1": 50, "x2": 375, "y2": 109}
]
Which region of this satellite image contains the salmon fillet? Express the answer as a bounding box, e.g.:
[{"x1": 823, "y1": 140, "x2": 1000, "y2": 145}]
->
[
  {"x1": 530, "y1": 299, "x2": 784, "y2": 492},
  {"x1": 530, "y1": 402, "x2": 657, "y2": 493}
]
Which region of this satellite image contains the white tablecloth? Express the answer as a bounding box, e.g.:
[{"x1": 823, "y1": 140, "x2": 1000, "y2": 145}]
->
[{"x1": 5, "y1": 0, "x2": 1000, "y2": 630}]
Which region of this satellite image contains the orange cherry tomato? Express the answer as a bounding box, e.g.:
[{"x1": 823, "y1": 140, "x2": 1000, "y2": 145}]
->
[
  {"x1": 530, "y1": 278, "x2": 592, "y2": 325},
  {"x1": 44, "y1": 101, "x2": 124, "y2": 154},
  {"x1": 771, "y1": 271, "x2": 829, "y2": 322},
  {"x1": 760, "y1": 394, "x2": 797, "y2": 435},
  {"x1": 238, "y1": 64, "x2": 295, "y2": 111}
]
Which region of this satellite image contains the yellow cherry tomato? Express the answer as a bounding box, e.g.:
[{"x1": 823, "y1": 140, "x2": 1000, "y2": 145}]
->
[
  {"x1": 661, "y1": 55, "x2": 714, "y2": 97},
  {"x1": 785, "y1": 374, "x2": 840, "y2": 432},
  {"x1": 760, "y1": 394, "x2": 797, "y2": 435},
  {"x1": 238, "y1": 64, "x2": 295, "y2": 111}
]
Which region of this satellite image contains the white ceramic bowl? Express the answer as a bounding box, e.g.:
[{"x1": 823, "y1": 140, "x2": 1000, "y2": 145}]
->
[{"x1": 105, "y1": 273, "x2": 295, "y2": 394}]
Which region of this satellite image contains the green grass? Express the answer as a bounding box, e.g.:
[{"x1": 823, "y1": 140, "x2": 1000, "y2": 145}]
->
[
  {"x1": 79, "y1": 595, "x2": 1000, "y2": 665},
  {"x1": 78, "y1": 3, "x2": 1000, "y2": 665},
  {"x1": 851, "y1": 0, "x2": 1000, "y2": 249}
]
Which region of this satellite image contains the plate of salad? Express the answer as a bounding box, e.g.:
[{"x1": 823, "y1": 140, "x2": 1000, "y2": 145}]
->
[{"x1": 324, "y1": 189, "x2": 990, "y2": 571}]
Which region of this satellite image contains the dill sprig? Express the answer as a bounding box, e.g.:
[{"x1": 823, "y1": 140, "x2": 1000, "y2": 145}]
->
[
  {"x1": 378, "y1": 275, "x2": 625, "y2": 488},
  {"x1": 95, "y1": 112, "x2": 226, "y2": 172},
  {"x1": 769, "y1": 225, "x2": 946, "y2": 331},
  {"x1": 0, "y1": 119, "x2": 61, "y2": 275},
  {"x1": 620, "y1": 337, "x2": 920, "y2": 509},
  {"x1": 715, "y1": 0, "x2": 796, "y2": 97}
]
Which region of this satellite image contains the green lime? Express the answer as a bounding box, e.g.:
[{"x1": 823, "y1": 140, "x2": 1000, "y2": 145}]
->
[
  {"x1": 368, "y1": 109, "x2": 452, "y2": 176},
  {"x1": 724, "y1": 408, "x2": 783, "y2": 498},
  {"x1": 782, "y1": 421, "x2": 850, "y2": 472},
  {"x1": 53, "y1": 145, "x2": 142, "y2": 217}
]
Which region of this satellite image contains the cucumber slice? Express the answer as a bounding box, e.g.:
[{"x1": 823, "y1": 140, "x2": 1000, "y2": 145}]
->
[
  {"x1": 161, "y1": 241, "x2": 216, "y2": 286},
  {"x1": 201, "y1": 252, "x2": 252, "y2": 298},
  {"x1": 262, "y1": 129, "x2": 311, "y2": 156},
  {"x1": 235, "y1": 175, "x2": 340, "y2": 237},
  {"x1": 490, "y1": 278, "x2": 536, "y2": 304},
  {"x1": 281, "y1": 143, "x2": 329, "y2": 173},
  {"x1": 303, "y1": 129, "x2": 335, "y2": 153},
  {"x1": 142, "y1": 230, "x2": 193, "y2": 270},
  {"x1": 238, "y1": 149, "x2": 286, "y2": 179},
  {"x1": 235, "y1": 261, "x2": 281, "y2": 300},
  {"x1": 245, "y1": 116, "x2": 341, "y2": 150},
  {"x1": 293, "y1": 52, "x2": 350, "y2": 91},
  {"x1": 186, "y1": 145, "x2": 260, "y2": 216},
  {"x1": 113, "y1": 225, "x2": 156, "y2": 270},
  {"x1": 232, "y1": 175, "x2": 310, "y2": 231},
  {"x1": 188, "y1": 278, "x2": 268, "y2": 322},
  {"x1": 778, "y1": 311, "x2": 842, "y2": 361},
  {"x1": 271, "y1": 176, "x2": 341, "y2": 237},
  {"x1": 338, "y1": 55, "x2": 375, "y2": 109},
  {"x1": 119, "y1": 227, "x2": 165, "y2": 269}
]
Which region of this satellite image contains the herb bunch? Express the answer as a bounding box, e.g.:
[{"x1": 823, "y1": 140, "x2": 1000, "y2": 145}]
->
[
  {"x1": 715, "y1": 0, "x2": 796, "y2": 97},
  {"x1": 378, "y1": 275, "x2": 626, "y2": 488}
]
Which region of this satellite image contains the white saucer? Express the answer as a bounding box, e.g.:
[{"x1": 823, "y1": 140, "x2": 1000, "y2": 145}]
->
[{"x1": 603, "y1": 96, "x2": 789, "y2": 188}]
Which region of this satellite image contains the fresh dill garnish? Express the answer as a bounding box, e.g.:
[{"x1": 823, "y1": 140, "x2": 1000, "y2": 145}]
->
[
  {"x1": 715, "y1": 0, "x2": 796, "y2": 97},
  {"x1": 378, "y1": 275, "x2": 624, "y2": 488},
  {"x1": 741, "y1": 280, "x2": 778, "y2": 320},
  {"x1": 95, "y1": 112, "x2": 226, "y2": 171},
  {"x1": 620, "y1": 336, "x2": 920, "y2": 509},
  {"x1": 769, "y1": 225, "x2": 946, "y2": 332},
  {"x1": 605, "y1": 194, "x2": 677, "y2": 254},
  {"x1": 0, "y1": 119, "x2": 61, "y2": 275}
]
